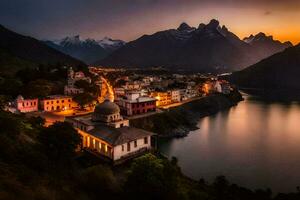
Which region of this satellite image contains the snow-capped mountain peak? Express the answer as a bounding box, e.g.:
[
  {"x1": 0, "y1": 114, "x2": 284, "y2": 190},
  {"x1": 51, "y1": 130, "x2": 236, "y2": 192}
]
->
[
  {"x1": 97, "y1": 37, "x2": 126, "y2": 51},
  {"x1": 60, "y1": 35, "x2": 82, "y2": 46}
]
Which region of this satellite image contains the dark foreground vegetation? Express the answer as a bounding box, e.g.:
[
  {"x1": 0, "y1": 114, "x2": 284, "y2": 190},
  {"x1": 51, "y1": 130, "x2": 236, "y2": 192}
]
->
[{"x1": 1, "y1": 110, "x2": 300, "y2": 200}]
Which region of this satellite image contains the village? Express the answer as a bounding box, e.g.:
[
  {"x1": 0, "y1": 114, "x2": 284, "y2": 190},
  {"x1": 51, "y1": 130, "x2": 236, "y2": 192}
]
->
[{"x1": 4, "y1": 66, "x2": 234, "y2": 164}]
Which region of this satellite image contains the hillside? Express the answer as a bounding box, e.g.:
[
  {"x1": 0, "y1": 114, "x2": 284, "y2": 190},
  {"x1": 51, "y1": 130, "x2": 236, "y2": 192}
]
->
[
  {"x1": 0, "y1": 25, "x2": 86, "y2": 75},
  {"x1": 97, "y1": 19, "x2": 291, "y2": 73},
  {"x1": 230, "y1": 44, "x2": 300, "y2": 90}
]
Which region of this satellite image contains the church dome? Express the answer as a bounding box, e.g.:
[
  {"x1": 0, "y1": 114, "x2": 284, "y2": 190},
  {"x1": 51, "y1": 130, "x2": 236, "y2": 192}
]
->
[{"x1": 94, "y1": 99, "x2": 120, "y2": 115}]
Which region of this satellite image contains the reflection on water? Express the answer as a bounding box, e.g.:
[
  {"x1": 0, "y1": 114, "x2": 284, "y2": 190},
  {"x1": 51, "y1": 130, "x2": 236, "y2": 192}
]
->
[{"x1": 159, "y1": 93, "x2": 300, "y2": 193}]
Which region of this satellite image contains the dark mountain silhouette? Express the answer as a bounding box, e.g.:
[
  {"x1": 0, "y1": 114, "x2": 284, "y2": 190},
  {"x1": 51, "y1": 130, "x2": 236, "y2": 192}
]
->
[
  {"x1": 97, "y1": 19, "x2": 291, "y2": 72},
  {"x1": 230, "y1": 44, "x2": 300, "y2": 89},
  {"x1": 0, "y1": 24, "x2": 85, "y2": 75},
  {"x1": 243, "y1": 32, "x2": 292, "y2": 63}
]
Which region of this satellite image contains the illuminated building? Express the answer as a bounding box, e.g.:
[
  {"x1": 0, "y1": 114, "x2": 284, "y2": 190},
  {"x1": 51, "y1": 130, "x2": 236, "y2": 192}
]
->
[
  {"x1": 118, "y1": 91, "x2": 156, "y2": 116},
  {"x1": 171, "y1": 90, "x2": 181, "y2": 102},
  {"x1": 66, "y1": 100, "x2": 155, "y2": 162},
  {"x1": 15, "y1": 95, "x2": 38, "y2": 113},
  {"x1": 150, "y1": 91, "x2": 172, "y2": 107},
  {"x1": 40, "y1": 95, "x2": 73, "y2": 112}
]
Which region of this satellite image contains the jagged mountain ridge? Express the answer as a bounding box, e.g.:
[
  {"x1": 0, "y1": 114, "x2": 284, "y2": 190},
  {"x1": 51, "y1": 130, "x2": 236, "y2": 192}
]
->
[
  {"x1": 97, "y1": 19, "x2": 292, "y2": 72},
  {"x1": 45, "y1": 35, "x2": 126, "y2": 64}
]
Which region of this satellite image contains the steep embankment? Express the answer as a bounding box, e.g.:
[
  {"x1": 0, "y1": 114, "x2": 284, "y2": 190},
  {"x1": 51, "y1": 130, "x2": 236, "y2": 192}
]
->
[{"x1": 130, "y1": 91, "x2": 243, "y2": 137}]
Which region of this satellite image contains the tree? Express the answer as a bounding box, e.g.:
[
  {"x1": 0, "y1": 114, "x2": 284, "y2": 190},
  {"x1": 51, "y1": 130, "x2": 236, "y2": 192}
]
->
[
  {"x1": 22, "y1": 79, "x2": 54, "y2": 98},
  {"x1": 124, "y1": 154, "x2": 184, "y2": 200},
  {"x1": 73, "y1": 93, "x2": 95, "y2": 109},
  {"x1": 78, "y1": 165, "x2": 120, "y2": 199},
  {"x1": 37, "y1": 122, "x2": 81, "y2": 169},
  {"x1": 0, "y1": 77, "x2": 23, "y2": 97},
  {"x1": 75, "y1": 80, "x2": 99, "y2": 96},
  {"x1": 0, "y1": 95, "x2": 11, "y2": 110}
]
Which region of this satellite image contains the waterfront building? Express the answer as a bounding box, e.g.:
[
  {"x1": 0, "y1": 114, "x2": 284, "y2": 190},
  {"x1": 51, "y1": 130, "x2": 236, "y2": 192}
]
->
[
  {"x1": 40, "y1": 95, "x2": 73, "y2": 112},
  {"x1": 150, "y1": 91, "x2": 172, "y2": 107},
  {"x1": 66, "y1": 100, "x2": 155, "y2": 162},
  {"x1": 171, "y1": 90, "x2": 181, "y2": 103},
  {"x1": 15, "y1": 95, "x2": 38, "y2": 113},
  {"x1": 219, "y1": 80, "x2": 232, "y2": 94},
  {"x1": 118, "y1": 91, "x2": 156, "y2": 116}
]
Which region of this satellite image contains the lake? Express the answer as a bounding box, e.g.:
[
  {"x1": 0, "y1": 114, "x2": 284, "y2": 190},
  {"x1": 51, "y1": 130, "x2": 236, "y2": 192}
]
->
[{"x1": 159, "y1": 93, "x2": 300, "y2": 193}]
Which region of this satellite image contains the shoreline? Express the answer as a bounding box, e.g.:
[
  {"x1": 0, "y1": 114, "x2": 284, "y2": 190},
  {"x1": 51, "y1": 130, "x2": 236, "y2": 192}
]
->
[{"x1": 130, "y1": 90, "x2": 243, "y2": 138}]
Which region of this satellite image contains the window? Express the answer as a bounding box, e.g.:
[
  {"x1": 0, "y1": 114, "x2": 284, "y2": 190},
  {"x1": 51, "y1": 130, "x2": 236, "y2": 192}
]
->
[
  {"x1": 134, "y1": 140, "x2": 137, "y2": 148},
  {"x1": 62, "y1": 100, "x2": 64, "y2": 103},
  {"x1": 122, "y1": 145, "x2": 124, "y2": 151},
  {"x1": 51, "y1": 101, "x2": 53, "y2": 104},
  {"x1": 47, "y1": 102, "x2": 49, "y2": 105},
  {"x1": 68, "y1": 99, "x2": 71, "y2": 102},
  {"x1": 127, "y1": 142, "x2": 131, "y2": 151},
  {"x1": 56, "y1": 100, "x2": 59, "y2": 103},
  {"x1": 144, "y1": 137, "x2": 148, "y2": 144}
]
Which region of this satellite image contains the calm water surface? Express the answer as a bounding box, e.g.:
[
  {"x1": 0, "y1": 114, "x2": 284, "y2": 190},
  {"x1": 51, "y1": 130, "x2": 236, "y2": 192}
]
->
[{"x1": 159, "y1": 93, "x2": 300, "y2": 193}]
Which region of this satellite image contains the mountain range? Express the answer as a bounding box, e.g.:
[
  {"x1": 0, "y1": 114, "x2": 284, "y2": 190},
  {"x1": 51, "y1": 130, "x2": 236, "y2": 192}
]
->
[
  {"x1": 98, "y1": 19, "x2": 292, "y2": 72},
  {"x1": 44, "y1": 36, "x2": 125, "y2": 64},
  {"x1": 0, "y1": 24, "x2": 85, "y2": 75},
  {"x1": 229, "y1": 44, "x2": 300, "y2": 90}
]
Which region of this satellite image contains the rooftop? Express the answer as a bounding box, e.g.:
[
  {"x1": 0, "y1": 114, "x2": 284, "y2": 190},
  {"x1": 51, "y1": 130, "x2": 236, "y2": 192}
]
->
[
  {"x1": 122, "y1": 96, "x2": 157, "y2": 103},
  {"x1": 87, "y1": 125, "x2": 155, "y2": 145},
  {"x1": 45, "y1": 95, "x2": 72, "y2": 99}
]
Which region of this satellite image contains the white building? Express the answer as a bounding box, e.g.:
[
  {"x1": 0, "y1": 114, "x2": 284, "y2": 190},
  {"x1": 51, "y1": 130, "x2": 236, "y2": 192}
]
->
[
  {"x1": 66, "y1": 100, "x2": 155, "y2": 163},
  {"x1": 64, "y1": 67, "x2": 91, "y2": 95},
  {"x1": 171, "y1": 90, "x2": 181, "y2": 103},
  {"x1": 64, "y1": 85, "x2": 84, "y2": 96}
]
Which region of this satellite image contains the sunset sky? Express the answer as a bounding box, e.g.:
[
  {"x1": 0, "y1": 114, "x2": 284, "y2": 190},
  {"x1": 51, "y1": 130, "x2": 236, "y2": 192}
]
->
[{"x1": 0, "y1": 0, "x2": 299, "y2": 44}]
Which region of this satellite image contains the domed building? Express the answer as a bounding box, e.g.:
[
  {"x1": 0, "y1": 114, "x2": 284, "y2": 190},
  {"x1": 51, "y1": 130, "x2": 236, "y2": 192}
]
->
[
  {"x1": 92, "y1": 99, "x2": 129, "y2": 128},
  {"x1": 67, "y1": 100, "x2": 155, "y2": 163},
  {"x1": 93, "y1": 100, "x2": 121, "y2": 122}
]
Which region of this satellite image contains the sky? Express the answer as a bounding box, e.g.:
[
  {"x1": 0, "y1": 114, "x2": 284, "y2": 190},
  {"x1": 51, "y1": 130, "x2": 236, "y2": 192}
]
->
[{"x1": 0, "y1": 0, "x2": 299, "y2": 44}]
